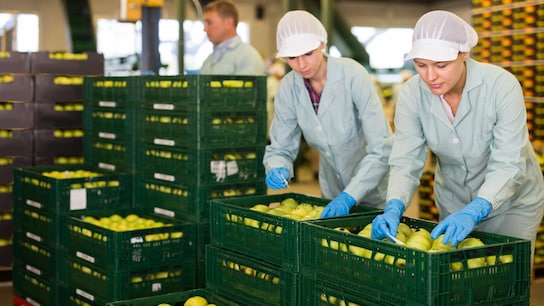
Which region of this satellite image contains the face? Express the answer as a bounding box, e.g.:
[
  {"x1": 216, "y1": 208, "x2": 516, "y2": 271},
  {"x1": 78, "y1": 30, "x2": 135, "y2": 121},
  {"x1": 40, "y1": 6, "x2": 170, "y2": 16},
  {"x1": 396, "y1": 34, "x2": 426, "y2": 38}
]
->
[
  {"x1": 203, "y1": 11, "x2": 233, "y2": 45},
  {"x1": 284, "y1": 45, "x2": 326, "y2": 80},
  {"x1": 413, "y1": 52, "x2": 469, "y2": 96}
]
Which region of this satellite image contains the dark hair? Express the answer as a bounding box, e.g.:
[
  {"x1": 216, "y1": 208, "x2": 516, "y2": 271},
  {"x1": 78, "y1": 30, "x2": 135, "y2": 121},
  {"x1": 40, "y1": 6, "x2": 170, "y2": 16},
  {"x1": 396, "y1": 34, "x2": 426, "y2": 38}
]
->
[{"x1": 204, "y1": 0, "x2": 239, "y2": 26}]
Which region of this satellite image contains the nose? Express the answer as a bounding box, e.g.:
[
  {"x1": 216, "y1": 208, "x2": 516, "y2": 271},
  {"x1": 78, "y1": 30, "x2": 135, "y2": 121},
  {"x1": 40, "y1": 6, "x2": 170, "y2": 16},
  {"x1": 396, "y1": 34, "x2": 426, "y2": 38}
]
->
[
  {"x1": 296, "y1": 57, "x2": 306, "y2": 69},
  {"x1": 425, "y1": 67, "x2": 438, "y2": 81}
]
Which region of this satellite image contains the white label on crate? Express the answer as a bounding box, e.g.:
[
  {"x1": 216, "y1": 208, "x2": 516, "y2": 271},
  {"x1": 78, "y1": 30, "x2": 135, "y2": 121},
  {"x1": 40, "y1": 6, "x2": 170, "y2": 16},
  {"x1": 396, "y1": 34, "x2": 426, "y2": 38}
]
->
[
  {"x1": 76, "y1": 288, "x2": 95, "y2": 301},
  {"x1": 154, "y1": 138, "x2": 175, "y2": 146},
  {"x1": 152, "y1": 282, "x2": 162, "y2": 292},
  {"x1": 154, "y1": 173, "x2": 175, "y2": 182},
  {"x1": 131, "y1": 236, "x2": 144, "y2": 244},
  {"x1": 211, "y1": 161, "x2": 226, "y2": 182},
  {"x1": 98, "y1": 132, "x2": 117, "y2": 139},
  {"x1": 99, "y1": 101, "x2": 117, "y2": 108},
  {"x1": 26, "y1": 199, "x2": 42, "y2": 209},
  {"x1": 26, "y1": 232, "x2": 42, "y2": 242},
  {"x1": 70, "y1": 188, "x2": 87, "y2": 210},
  {"x1": 99, "y1": 162, "x2": 116, "y2": 171},
  {"x1": 26, "y1": 297, "x2": 40, "y2": 306},
  {"x1": 25, "y1": 264, "x2": 41, "y2": 276},
  {"x1": 76, "y1": 251, "x2": 95, "y2": 263},
  {"x1": 226, "y1": 161, "x2": 239, "y2": 176},
  {"x1": 153, "y1": 103, "x2": 174, "y2": 110},
  {"x1": 154, "y1": 207, "x2": 175, "y2": 218}
]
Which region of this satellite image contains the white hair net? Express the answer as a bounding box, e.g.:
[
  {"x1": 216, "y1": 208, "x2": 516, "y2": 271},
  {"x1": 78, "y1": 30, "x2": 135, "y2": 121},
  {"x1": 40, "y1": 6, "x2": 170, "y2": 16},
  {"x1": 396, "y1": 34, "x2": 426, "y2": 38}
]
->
[
  {"x1": 405, "y1": 10, "x2": 478, "y2": 62},
  {"x1": 276, "y1": 10, "x2": 327, "y2": 58}
]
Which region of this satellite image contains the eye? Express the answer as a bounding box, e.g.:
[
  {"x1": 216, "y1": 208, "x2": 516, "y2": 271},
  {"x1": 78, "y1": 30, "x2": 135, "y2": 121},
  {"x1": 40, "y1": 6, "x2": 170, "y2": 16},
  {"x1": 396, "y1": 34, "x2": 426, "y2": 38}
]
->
[
  {"x1": 304, "y1": 50, "x2": 314, "y2": 56},
  {"x1": 287, "y1": 56, "x2": 296, "y2": 61}
]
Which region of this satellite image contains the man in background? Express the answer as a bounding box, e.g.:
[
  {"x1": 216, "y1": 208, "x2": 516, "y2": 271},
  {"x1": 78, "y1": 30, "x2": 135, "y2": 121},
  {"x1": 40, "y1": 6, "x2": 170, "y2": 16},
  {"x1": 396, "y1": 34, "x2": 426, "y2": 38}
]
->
[{"x1": 200, "y1": 0, "x2": 265, "y2": 75}]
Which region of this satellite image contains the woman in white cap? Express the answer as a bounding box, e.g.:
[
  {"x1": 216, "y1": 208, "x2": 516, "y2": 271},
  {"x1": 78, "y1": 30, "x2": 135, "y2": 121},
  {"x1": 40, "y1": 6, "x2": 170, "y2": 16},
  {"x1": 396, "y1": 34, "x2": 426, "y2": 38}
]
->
[
  {"x1": 372, "y1": 10, "x2": 544, "y2": 254},
  {"x1": 263, "y1": 10, "x2": 393, "y2": 216}
]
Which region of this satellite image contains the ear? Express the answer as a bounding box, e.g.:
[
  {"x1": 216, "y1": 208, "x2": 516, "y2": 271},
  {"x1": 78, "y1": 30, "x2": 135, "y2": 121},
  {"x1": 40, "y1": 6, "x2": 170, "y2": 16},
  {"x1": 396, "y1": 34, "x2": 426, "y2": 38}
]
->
[{"x1": 460, "y1": 52, "x2": 470, "y2": 61}]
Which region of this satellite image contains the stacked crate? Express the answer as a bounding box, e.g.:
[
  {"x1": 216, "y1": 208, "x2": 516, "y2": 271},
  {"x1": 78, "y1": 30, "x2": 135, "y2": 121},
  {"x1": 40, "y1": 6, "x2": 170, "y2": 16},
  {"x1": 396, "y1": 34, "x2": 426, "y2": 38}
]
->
[
  {"x1": 0, "y1": 52, "x2": 34, "y2": 268},
  {"x1": 82, "y1": 75, "x2": 268, "y2": 290},
  {"x1": 11, "y1": 165, "x2": 132, "y2": 305},
  {"x1": 133, "y1": 75, "x2": 268, "y2": 287},
  {"x1": 31, "y1": 51, "x2": 104, "y2": 166},
  {"x1": 207, "y1": 193, "x2": 378, "y2": 305},
  {"x1": 299, "y1": 213, "x2": 531, "y2": 305},
  {"x1": 417, "y1": 171, "x2": 438, "y2": 221}
]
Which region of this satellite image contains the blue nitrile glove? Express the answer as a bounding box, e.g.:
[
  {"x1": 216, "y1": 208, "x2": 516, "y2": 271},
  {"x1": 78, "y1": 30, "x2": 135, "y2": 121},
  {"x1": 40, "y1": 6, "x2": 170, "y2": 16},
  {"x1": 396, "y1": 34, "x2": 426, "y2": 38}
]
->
[
  {"x1": 320, "y1": 192, "x2": 357, "y2": 218},
  {"x1": 265, "y1": 167, "x2": 290, "y2": 190},
  {"x1": 430, "y1": 197, "x2": 492, "y2": 247},
  {"x1": 371, "y1": 199, "x2": 405, "y2": 241}
]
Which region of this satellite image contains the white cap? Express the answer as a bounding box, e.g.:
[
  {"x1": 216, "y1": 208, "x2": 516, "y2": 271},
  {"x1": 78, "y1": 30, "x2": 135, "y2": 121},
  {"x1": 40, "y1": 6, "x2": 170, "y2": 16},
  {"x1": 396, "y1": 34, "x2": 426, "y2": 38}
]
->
[
  {"x1": 276, "y1": 10, "x2": 327, "y2": 58},
  {"x1": 405, "y1": 10, "x2": 478, "y2": 62}
]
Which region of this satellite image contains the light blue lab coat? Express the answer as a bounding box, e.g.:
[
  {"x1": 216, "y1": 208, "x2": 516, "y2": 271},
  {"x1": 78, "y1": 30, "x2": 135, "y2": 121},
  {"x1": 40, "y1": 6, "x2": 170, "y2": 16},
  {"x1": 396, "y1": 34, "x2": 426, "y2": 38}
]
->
[
  {"x1": 200, "y1": 36, "x2": 265, "y2": 75},
  {"x1": 264, "y1": 56, "x2": 392, "y2": 207},
  {"x1": 389, "y1": 58, "x2": 544, "y2": 243}
]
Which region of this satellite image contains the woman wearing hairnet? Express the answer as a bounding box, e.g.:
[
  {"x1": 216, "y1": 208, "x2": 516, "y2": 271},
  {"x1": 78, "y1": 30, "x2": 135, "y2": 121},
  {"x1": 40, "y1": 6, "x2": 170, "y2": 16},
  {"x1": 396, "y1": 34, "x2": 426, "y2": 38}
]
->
[
  {"x1": 263, "y1": 10, "x2": 393, "y2": 216},
  {"x1": 371, "y1": 10, "x2": 544, "y2": 256}
]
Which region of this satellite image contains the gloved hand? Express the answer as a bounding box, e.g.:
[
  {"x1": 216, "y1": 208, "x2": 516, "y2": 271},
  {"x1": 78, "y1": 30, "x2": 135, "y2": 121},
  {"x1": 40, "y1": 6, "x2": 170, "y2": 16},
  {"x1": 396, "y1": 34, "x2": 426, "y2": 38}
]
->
[
  {"x1": 430, "y1": 197, "x2": 492, "y2": 247},
  {"x1": 371, "y1": 199, "x2": 405, "y2": 241},
  {"x1": 320, "y1": 192, "x2": 357, "y2": 218},
  {"x1": 265, "y1": 167, "x2": 290, "y2": 190}
]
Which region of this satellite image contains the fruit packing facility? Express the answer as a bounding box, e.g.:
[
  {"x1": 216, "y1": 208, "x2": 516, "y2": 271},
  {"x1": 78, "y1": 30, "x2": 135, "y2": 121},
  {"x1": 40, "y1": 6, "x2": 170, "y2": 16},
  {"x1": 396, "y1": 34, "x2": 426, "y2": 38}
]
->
[{"x1": 2, "y1": 1, "x2": 544, "y2": 305}]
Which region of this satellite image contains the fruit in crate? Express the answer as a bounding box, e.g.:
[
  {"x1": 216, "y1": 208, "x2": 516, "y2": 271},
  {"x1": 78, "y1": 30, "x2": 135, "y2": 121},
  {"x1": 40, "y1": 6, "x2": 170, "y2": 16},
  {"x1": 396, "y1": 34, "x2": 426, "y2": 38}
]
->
[
  {"x1": 245, "y1": 198, "x2": 325, "y2": 223},
  {"x1": 42, "y1": 169, "x2": 101, "y2": 179},
  {"x1": 80, "y1": 213, "x2": 180, "y2": 240}
]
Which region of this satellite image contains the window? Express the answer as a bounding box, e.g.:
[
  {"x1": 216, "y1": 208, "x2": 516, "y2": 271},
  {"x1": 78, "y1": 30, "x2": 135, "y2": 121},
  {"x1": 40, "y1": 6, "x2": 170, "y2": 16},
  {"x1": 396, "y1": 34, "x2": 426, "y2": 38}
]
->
[
  {"x1": 351, "y1": 27, "x2": 413, "y2": 70},
  {"x1": 0, "y1": 13, "x2": 39, "y2": 51}
]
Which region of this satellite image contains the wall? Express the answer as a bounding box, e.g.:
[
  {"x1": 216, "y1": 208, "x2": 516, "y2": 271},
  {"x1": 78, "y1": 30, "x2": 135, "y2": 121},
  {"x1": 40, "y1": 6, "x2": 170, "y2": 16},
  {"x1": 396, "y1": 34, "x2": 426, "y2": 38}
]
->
[{"x1": 0, "y1": 0, "x2": 471, "y2": 61}]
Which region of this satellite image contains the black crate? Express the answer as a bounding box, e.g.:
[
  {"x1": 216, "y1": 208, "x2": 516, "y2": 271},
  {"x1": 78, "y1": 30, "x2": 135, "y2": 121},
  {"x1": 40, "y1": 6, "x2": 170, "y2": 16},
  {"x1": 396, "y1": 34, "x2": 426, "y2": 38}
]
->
[
  {"x1": 0, "y1": 74, "x2": 34, "y2": 102},
  {"x1": 33, "y1": 129, "x2": 83, "y2": 157},
  {"x1": 0, "y1": 52, "x2": 31, "y2": 74},
  {"x1": 30, "y1": 52, "x2": 104, "y2": 75},
  {"x1": 0, "y1": 156, "x2": 32, "y2": 185},
  {"x1": 34, "y1": 74, "x2": 84, "y2": 102},
  {"x1": 0, "y1": 102, "x2": 34, "y2": 129},
  {"x1": 33, "y1": 103, "x2": 83, "y2": 129},
  {"x1": 0, "y1": 129, "x2": 33, "y2": 156}
]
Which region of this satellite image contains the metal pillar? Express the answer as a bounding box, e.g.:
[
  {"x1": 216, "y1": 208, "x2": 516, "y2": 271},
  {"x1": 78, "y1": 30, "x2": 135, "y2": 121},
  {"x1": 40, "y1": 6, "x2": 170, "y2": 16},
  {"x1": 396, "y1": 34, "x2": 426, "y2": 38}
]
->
[
  {"x1": 141, "y1": 6, "x2": 161, "y2": 74},
  {"x1": 177, "y1": 0, "x2": 186, "y2": 74},
  {"x1": 321, "y1": 0, "x2": 333, "y2": 52}
]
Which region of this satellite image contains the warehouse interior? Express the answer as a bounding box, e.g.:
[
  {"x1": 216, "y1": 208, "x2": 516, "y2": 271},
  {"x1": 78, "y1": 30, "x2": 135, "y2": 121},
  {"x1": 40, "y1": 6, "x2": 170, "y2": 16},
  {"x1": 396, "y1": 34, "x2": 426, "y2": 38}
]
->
[{"x1": 1, "y1": 0, "x2": 544, "y2": 305}]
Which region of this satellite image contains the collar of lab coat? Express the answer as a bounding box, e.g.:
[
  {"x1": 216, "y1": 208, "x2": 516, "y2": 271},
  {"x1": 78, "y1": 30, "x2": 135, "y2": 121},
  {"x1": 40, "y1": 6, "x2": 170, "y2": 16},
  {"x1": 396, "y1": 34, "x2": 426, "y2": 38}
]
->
[{"x1": 425, "y1": 58, "x2": 483, "y2": 128}]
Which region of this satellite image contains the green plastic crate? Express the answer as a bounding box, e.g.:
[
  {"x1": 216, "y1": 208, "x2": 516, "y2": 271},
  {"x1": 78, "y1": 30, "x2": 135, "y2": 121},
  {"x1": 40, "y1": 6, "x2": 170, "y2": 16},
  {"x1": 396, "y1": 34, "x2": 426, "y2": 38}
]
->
[
  {"x1": 83, "y1": 105, "x2": 136, "y2": 139},
  {"x1": 135, "y1": 179, "x2": 266, "y2": 222},
  {"x1": 13, "y1": 233, "x2": 63, "y2": 280},
  {"x1": 206, "y1": 245, "x2": 298, "y2": 306},
  {"x1": 138, "y1": 109, "x2": 267, "y2": 149},
  {"x1": 137, "y1": 144, "x2": 265, "y2": 186},
  {"x1": 139, "y1": 75, "x2": 266, "y2": 112},
  {"x1": 107, "y1": 288, "x2": 241, "y2": 306},
  {"x1": 65, "y1": 210, "x2": 196, "y2": 269},
  {"x1": 12, "y1": 263, "x2": 59, "y2": 306},
  {"x1": 299, "y1": 274, "x2": 383, "y2": 306},
  {"x1": 83, "y1": 76, "x2": 138, "y2": 107},
  {"x1": 300, "y1": 213, "x2": 531, "y2": 305},
  {"x1": 83, "y1": 137, "x2": 136, "y2": 173},
  {"x1": 13, "y1": 165, "x2": 132, "y2": 213},
  {"x1": 13, "y1": 202, "x2": 63, "y2": 247},
  {"x1": 64, "y1": 255, "x2": 196, "y2": 302},
  {"x1": 209, "y1": 192, "x2": 379, "y2": 272},
  {"x1": 62, "y1": 284, "x2": 110, "y2": 306}
]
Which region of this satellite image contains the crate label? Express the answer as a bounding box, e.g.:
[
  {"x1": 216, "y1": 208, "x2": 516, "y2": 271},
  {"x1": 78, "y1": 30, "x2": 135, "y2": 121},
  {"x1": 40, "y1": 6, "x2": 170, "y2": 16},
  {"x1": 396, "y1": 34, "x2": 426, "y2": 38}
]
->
[
  {"x1": 153, "y1": 103, "x2": 174, "y2": 110},
  {"x1": 154, "y1": 173, "x2": 175, "y2": 182},
  {"x1": 154, "y1": 207, "x2": 175, "y2": 217},
  {"x1": 26, "y1": 199, "x2": 42, "y2": 209},
  {"x1": 152, "y1": 282, "x2": 162, "y2": 292},
  {"x1": 26, "y1": 232, "x2": 42, "y2": 242},
  {"x1": 131, "y1": 236, "x2": 144, "y2": 244},
  {"x1": 98, "y1": 132, "x2": 116, "y2": 139},
  {"x1": 98, "y1": 162, "x2": 116, "y2": 171},
  {"x1": 226, "y1": 161, "x2": 239, "y2": 176},
  {"x1": 70, "y1": 188, "x2": 87, "y2": 210},
  {"x1": 76, "y1": 288, "x2": 95, "y2": 301},
  {"x1": 26, "y1": 297, "x2": 39, "y2": 306},
  {"x1": 98, "y1": 101, "x2": 117, "y2": 108},
  {"x1": 25, "y1": 264, "x2": 41, "y2": 276},
  {"x1": 154, "y1": 138, "x2": 175, "y2": 146},
  {"x1": 211, "y1": 161, "x2": 226, "y2": 181},
  {"x1": 76, "y1": 251, "x2": 95, "y2": 263}
]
